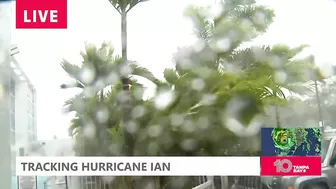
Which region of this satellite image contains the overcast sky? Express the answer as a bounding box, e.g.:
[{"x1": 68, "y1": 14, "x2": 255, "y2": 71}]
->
[{"x1": 10, "y1": 0, "x2": 336, "y2": 139}]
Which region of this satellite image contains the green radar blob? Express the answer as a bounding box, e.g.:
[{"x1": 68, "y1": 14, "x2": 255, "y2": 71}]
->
[{"x1": 271, "y1": 128, "x2": 295, "y2": 150}]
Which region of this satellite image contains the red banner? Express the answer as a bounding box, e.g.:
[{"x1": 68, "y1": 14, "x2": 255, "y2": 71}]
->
[{"x1": 261, "y1": 156, "x2": 321, "y2": 176}]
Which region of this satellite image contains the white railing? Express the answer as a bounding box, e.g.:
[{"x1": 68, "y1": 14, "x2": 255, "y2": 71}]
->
[
  {"x1": 192, "y1": 176, "x2": 262, "y2": 189},
  {"x1": 192, "y1": 176, "x2": 214, "y2": 189},
  {"x1": 192, "y1": 180, "x2": 213, "y2": 189}
]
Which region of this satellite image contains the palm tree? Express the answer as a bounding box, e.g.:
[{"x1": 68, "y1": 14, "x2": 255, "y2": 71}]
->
[
  {"x1": 61, "y1": 43, "x2": 161, "y2": 189},
  {"x1": 60, "y1": 42, "x2": 162, "y2": 155},
  {"x1": 183, "y1": 1, "x2": 316, "y2": 128},
  {"x1": 108, "y1": 0, "x2": 151, "y2": 156},
  {"x1": 239, "y1": 45, "x2": 317, "y2": 127}
]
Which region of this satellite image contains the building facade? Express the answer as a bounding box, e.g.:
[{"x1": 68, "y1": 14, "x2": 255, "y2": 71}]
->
[
  {"x1": 0, "y1": 2, "x2": 14, "y2": 188},
  {"x1": 7, "y1": 45, "x2": 37, "y2": 175}
]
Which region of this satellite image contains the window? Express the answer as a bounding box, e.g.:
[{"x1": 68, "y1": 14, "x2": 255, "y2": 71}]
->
[
  {"x1": 10, "y1": 78, "x2": 15, "y2": 96},
  {"x1": 32, "y1": 91, "x2": 35, "y2": 103},
  {"x1": 31, "y1": 102, "x2": 35, "y2": 117},
  {"x1": 27, "y1": 101, "x2": 34, "y2": 115},
  {"x1": 10, "y1": 113, "x2": 15, "y2": 130},
  {"x1": 28, "y1": 116, "x2": 34, "y2": 131},
  {"x1": 10, "y1": 95, "x2": 15, "y2": 113},
  {"x1": 11, "y1": 131, "x2": 15, "y2": 145}
]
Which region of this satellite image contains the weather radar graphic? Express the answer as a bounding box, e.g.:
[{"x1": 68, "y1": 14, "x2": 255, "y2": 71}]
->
[{"x1": 261, "y1": 128, "x2": 321, "y2": 156}]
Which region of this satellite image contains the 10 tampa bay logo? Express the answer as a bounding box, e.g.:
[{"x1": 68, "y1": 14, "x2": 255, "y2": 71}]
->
[{"x1": 274, "y1": 159, "x2": 310, "y2": 173}]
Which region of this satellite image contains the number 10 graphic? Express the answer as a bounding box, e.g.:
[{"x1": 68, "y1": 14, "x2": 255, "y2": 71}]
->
[{"x1": 274, "y1": 159, "x2": 292, "y2": 173}]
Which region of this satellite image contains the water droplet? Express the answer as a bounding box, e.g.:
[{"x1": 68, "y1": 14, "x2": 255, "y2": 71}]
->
[
  {"x1": 148, "y1": 125, "x2": 163, "y2": 137},
  {"x1": 96, "y1": 107, "x2": 109, "y2": 123},
  {"x1": 147, "y1": 142, "x2": 159, "y2": 155},
  {"x1": 134, "y1": 87, "x2": 144, "y2": 100},
  {"x1": 191, "y1": 78, "x2": 205, "y2": 91},
  {"x1": 117, "y1": 91, "x2": 130, "y2": 103},
  {"x1": 216, "y1": 38, "x2": 231, "y2": 52},
  {"x1": 274, "y1": 70, "x2": 287, "y2": 84},
  {"x1": 182, "y1": 120, "x2": 196, "y2": 133},
  {"x1": 197, "y1": 116, "x2": 210, "y2": 129},
  {"x1": 201, "y1": 94, "x2": 216, "y2": 105},
  {"x1": 83, "y1": 123, "x2": 96, "y2": 137},
  {"x1": 105, "y1": 72, "x2": 119, "y2": 85},
  {"x1": 125, "y1": 121, "x2": 138, "y2": 134},
  {"x1": 143, "y1": 180, "x2": 156, "y2": 189},
  {"x1": 171, "y1": 114, "x2": 184, "y2": 126},
  {"x1": 253, "y1": 11, "x2": 266, "y2": 25},
  {"x1": 131, "y1": 105, "x2": 146, "y2": 119},
  {"x1": 193, "y1": 40, "x2": 205, "y2": 53},
  {"x1": 181, "y1": 139, "x2": 197, "y2": 151},
  {"x1": 80, "y1": 66, "x2": 95, "y2": 84},
  {"x1": 120, "y1": 65, "x2": 133, "y2": 77},
  {"x1": 154, "y1": 90, "x2": 174, "y2": 110},
  {"x1": 83, "y1": 87, "x2": 96, "y2": 98}
]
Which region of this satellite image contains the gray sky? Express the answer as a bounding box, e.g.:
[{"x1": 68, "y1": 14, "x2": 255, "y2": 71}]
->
[{"x1": 10, "y1": 0, "x2": 336, "y2": 139}]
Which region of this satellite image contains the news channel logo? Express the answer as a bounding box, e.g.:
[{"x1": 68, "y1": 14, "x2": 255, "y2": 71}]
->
[{"x1": 274, "y1": 159, "x2": 309, "y2": 173}]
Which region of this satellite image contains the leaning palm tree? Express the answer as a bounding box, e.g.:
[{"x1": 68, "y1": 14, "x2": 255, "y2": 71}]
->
[
  {"x1": 183, "y1": 1, "x2": 317, "y2": 127},
  {"x1": 239, "y1": 44, "x2": 317, "y2": 127},
  {"x1": 61, "y1": 43, "x2": 161, "y2": 189},
  {"x1": 60, "y1": 42, "x2": 162, "y2": 156}
]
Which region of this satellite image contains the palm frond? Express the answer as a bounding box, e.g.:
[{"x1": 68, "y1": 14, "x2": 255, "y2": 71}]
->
[
  {"x1": 68, "y1": 116, "x2": 81, "y2": 137},
  {"x1": 60, "y1": 80, "x2": 85, "y2": 89},
  {"x1": 285, "y1": 82, "x2": 315, "y2": 95},
  {"x1": 60, "y1": 59, "x2": 81, "y2": 79},
  {"x1": 184, "y1": 5, "x2": 214, "y2": 42},
  {"x1": 230, "y1": 5, "x2": 275, "y2": 34},
  {"x1": 128, "y1": 61, "x2": 163, "y2": 86},
  {"x1": 63, "y1": 93, "x2": 84, "y2": 113},
  {"x1": 225, "y1": 45, "x2": 271, "y2": 69}
]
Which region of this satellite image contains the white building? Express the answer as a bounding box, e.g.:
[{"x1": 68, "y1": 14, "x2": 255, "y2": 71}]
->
[{"x1": 1, "y1": 45, "x2": 38, "y2": 174}]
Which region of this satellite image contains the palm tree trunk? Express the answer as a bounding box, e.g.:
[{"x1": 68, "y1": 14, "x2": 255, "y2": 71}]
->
[
  {"x1": 275, "y1": 105, "x2": 280, "y2": 128},
  {"x1": 314, "y1": 79, "x2": 324, "y2": 132},
  {"x1": 100, "y1": 89, "x2": 104, "y2": 101},
  {"x1": 273, "y1": 92, "x2": 281, "y2": 128},
  {"x1": 120, "y1": 8, "x2": 134, "y2": 156},
  {"x1": 121, "y1": 9, "x2": 127, "y2": 62}
]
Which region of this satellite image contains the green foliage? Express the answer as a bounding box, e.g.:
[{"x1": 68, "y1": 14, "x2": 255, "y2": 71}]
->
[
  {"x1": 61, "y1": 0, "x2": 320, "y2": 157},
  {"x1": 59, "y1": 0, "x2": 325, "y2": 187}
]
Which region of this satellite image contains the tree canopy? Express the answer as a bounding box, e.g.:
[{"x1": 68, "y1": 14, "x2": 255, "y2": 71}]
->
[{"x1": 60, "y1": 0, "x2": 326, "y2": 188}]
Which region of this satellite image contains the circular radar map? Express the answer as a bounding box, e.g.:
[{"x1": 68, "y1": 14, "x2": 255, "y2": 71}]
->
[{"x1": 261, "y1": 128, "x2": 322, "y2": 156}]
